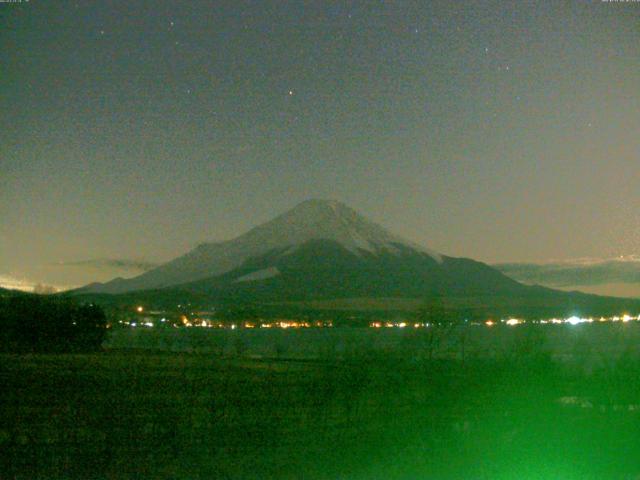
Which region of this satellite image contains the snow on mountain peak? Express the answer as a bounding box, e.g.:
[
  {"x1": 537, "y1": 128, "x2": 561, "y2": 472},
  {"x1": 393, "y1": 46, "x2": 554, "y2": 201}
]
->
[{"x1": 237, "y1": 199, "x2": 442, "y2": 260}]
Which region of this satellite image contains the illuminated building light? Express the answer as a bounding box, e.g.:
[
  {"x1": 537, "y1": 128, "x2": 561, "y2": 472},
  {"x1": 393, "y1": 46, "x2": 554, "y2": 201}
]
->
[
  {"x1": 485, "y1": 320, "x2": 494, "y2": 327},
  {"x1": 398, "y1": 322, "x2": 407, "y2": 328},
  {"x1": 136, "y1": 306, "x2": 144, "y2": 313},
  {"x1": 565, "y1": 316, "x2": 590, "y2": 325},
  {"x1": 622, "y1": 314, "x2": 632, "y2": 323},
  {"x1": 505, "y1": 318, "x2": 521, "y2": 326}
]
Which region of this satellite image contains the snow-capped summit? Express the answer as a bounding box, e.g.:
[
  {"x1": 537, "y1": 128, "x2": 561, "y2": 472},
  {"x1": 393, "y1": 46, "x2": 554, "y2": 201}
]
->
[
  {"x1": 233, "y1": 199, "x2": 441, "y2": 259},
  {"x1": 82, "y1": 199, "x2": 441, "y2": 293}
]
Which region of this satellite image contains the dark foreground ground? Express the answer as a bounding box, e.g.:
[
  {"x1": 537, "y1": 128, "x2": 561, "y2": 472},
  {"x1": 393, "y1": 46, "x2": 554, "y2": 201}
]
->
[{"x1": 2, "y1": 336, "x2": 640, "y2": 479}]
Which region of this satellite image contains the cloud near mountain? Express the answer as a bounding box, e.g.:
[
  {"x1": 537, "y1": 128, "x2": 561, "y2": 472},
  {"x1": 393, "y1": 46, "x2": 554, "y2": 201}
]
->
[
  {"x1": 55, "y1": 259, "x2": 159, "y2": 272},
  {"x1": 0, "y1": 259, "x2": 157, "y2": 294},
  {"x1": 494, "y1": 256, "x2": 640, "y2": 288},
  {"x1": 0, "y1": 274, "x2": 61, "y2": 294},
  {"x1": 0, "y1": 274, "x2": 35, "y2": 292}
]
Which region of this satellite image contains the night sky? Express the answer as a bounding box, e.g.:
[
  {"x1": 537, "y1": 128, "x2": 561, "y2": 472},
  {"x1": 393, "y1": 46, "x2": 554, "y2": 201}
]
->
[{"x1": 1, "y1": 0, "x2": 638, "y2": 291}]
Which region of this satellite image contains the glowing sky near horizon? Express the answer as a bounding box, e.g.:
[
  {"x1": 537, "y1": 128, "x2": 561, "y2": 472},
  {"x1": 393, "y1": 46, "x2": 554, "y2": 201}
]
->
[{"x1": 1, "y1": 0, "x2": 639, "y2": 290}]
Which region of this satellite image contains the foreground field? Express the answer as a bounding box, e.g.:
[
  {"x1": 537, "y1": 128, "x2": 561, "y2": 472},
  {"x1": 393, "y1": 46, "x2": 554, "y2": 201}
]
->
[{"x1": 2, "y1": 333, "x2": 640, "y2": 479}]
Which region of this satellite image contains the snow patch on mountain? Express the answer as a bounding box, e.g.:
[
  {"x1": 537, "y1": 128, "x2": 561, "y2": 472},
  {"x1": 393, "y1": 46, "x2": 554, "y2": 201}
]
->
[{"x1": 233, "y1": 267, "x2": 280, "y2": 283}]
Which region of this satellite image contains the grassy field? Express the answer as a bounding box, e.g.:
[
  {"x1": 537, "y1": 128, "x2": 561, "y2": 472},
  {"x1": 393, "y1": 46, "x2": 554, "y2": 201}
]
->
[{"x1": 3, "y1": 327, "x2": 640, "y2": 479}]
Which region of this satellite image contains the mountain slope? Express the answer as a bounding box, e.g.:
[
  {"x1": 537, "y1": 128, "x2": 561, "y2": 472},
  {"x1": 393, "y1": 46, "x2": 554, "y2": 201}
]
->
[
  {"x1": 77, "y1": 239, "x2": 640, "y2": 320},
  {"x1": 174, "y1": 239, "x2": 521, "y2": 301},
  {"x1": 156, "y1": 242, "x2": 640, "y2": 318}
]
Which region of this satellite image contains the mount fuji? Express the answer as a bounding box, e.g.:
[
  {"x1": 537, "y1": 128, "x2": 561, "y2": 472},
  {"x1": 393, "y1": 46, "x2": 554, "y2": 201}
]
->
[
  {"x1": 81, "y1": 199, "x2": 508, "y2": 295},
  {"x1": 77, "y1": 200, "x2": 640, "y2": 318}
]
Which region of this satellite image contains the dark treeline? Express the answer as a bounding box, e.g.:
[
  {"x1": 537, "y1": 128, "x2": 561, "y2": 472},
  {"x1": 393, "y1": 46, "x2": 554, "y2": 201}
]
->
[{"x1": 0, "y1": 295, "x2": 107, "y2": 353}]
